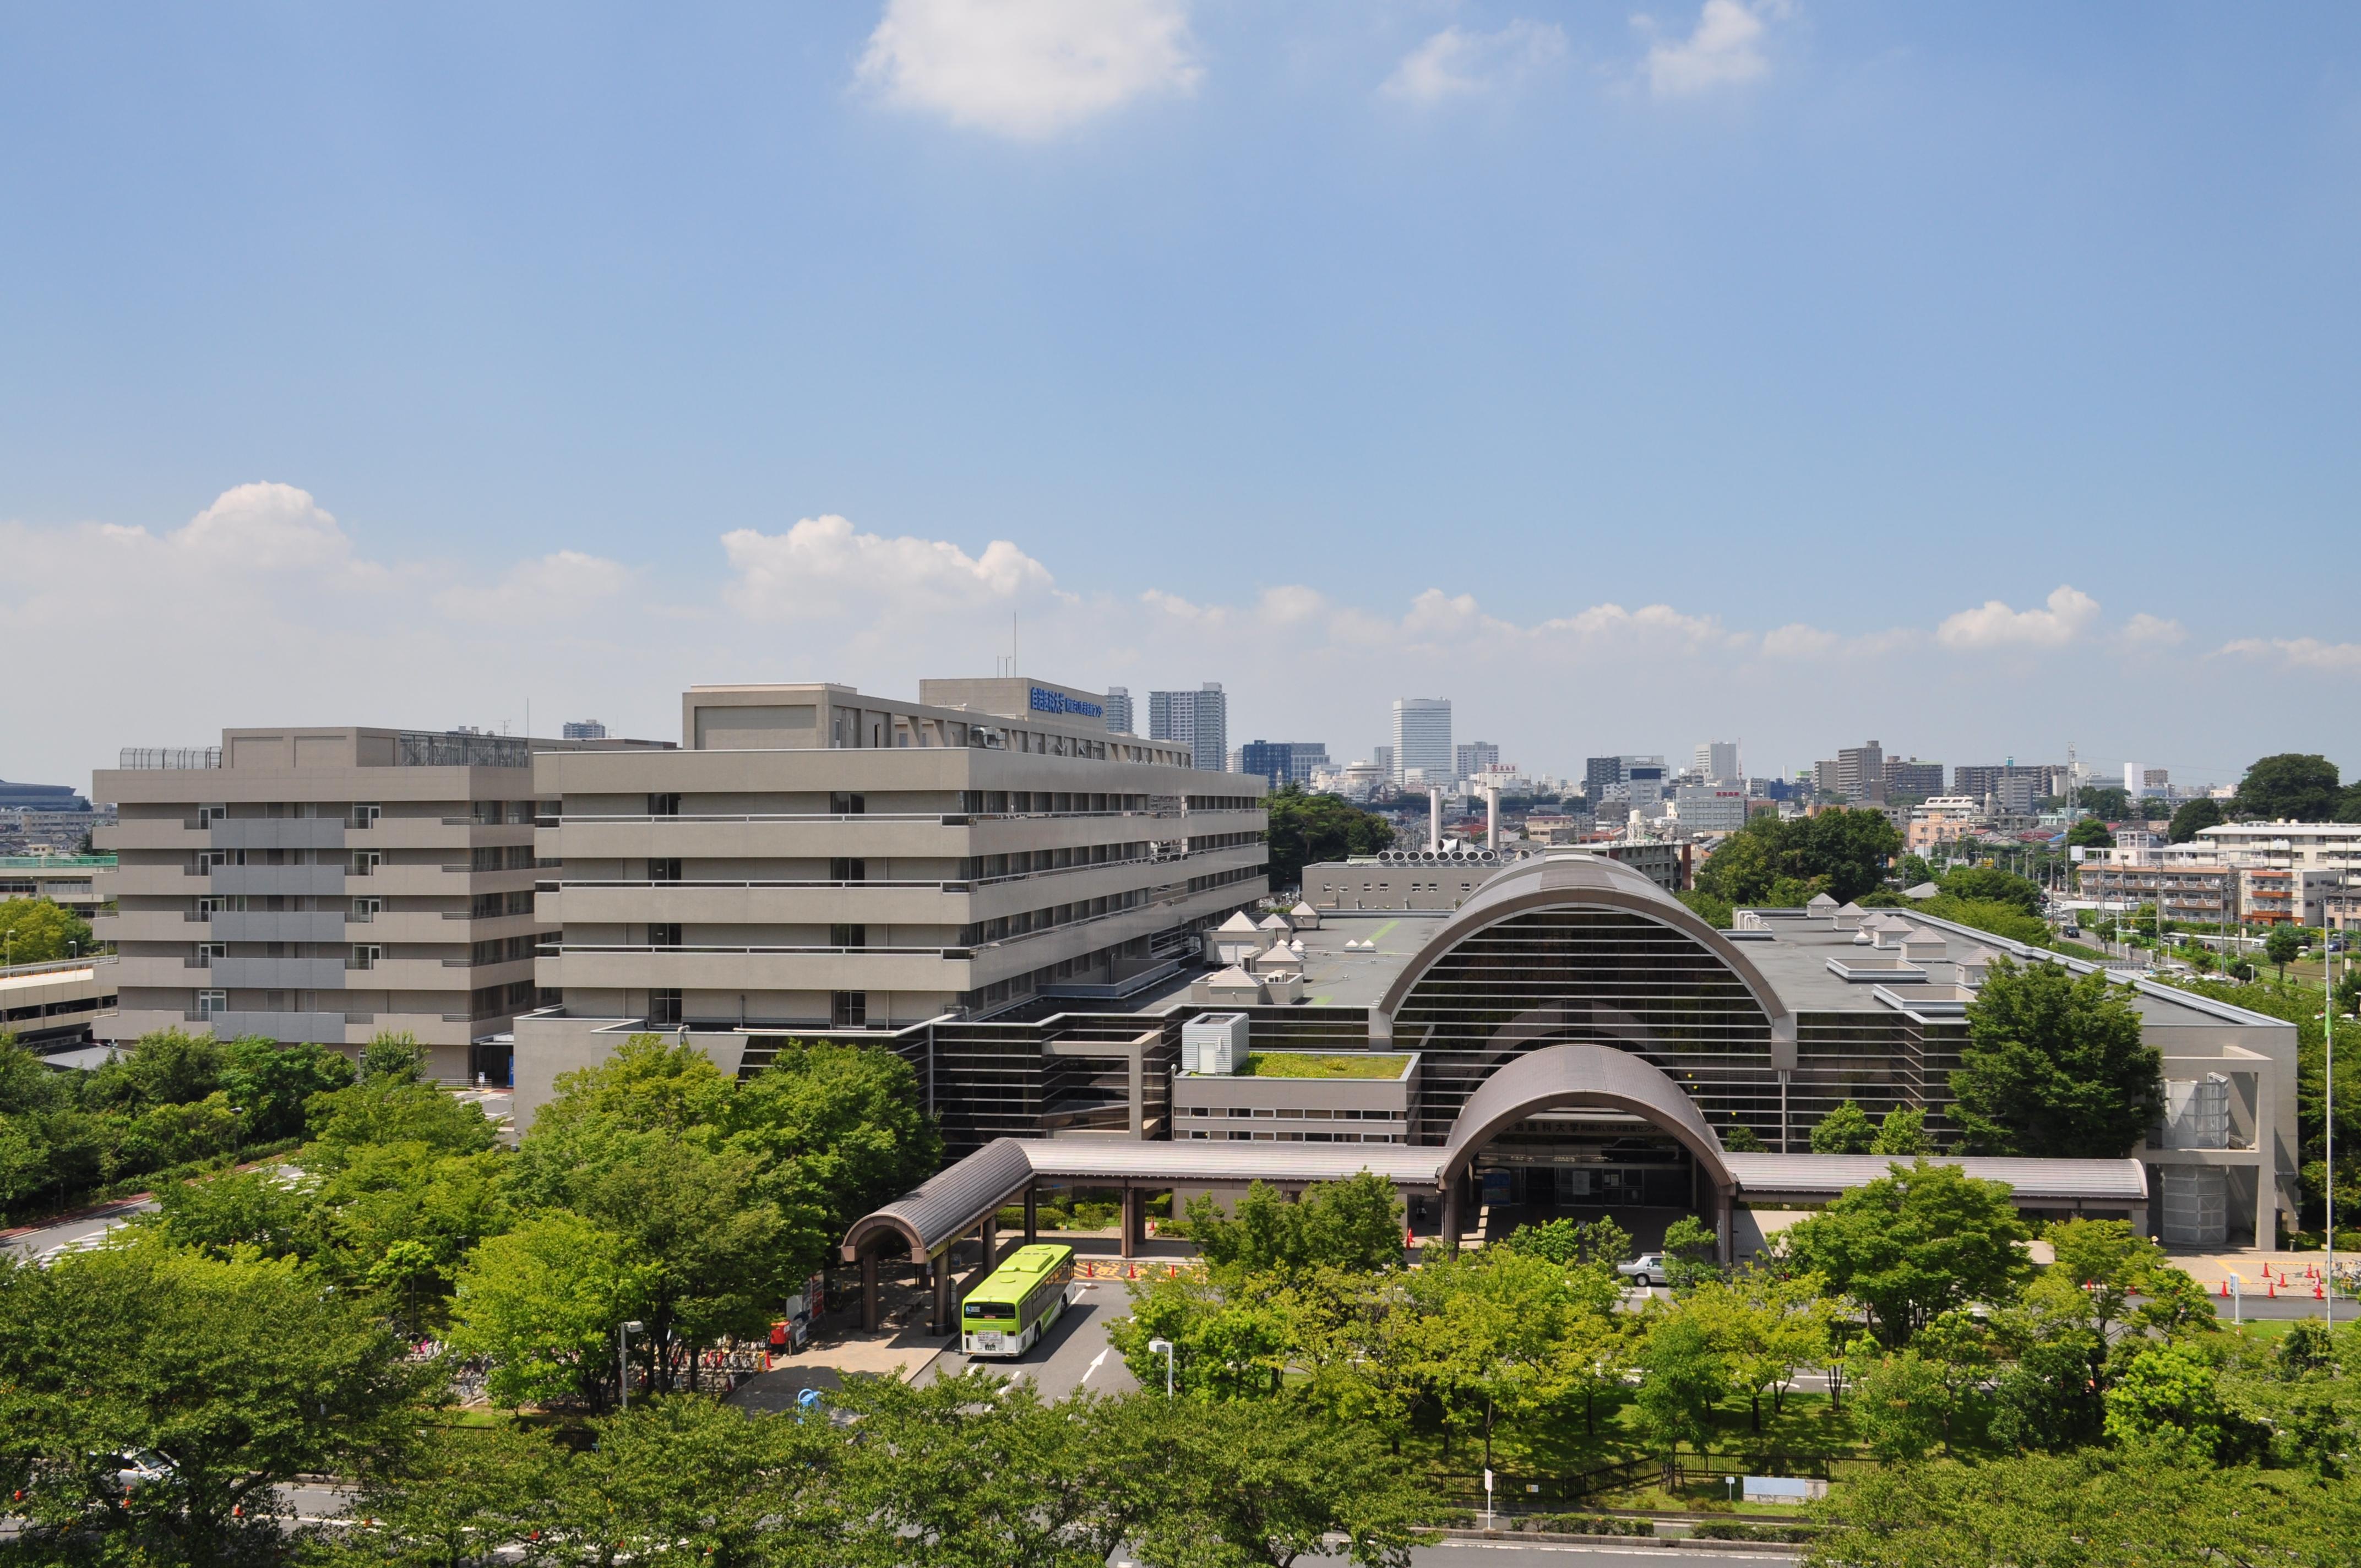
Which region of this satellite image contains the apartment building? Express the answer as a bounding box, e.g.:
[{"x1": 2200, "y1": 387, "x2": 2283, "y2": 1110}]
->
[
  {"x1": 93, "y1": 727, "x2": 666, "y2": 1082},
  {"x1": 1149, "y1": 684, "x2": 1227, "y2": 773},
  {"x1": 1883, "y1": 758, "x2": 1945, "y2": 800},
  {"x1": 2195, "y1": 820, "x2": 2361, "y2": 875},
  {"x1": 1906, "y1": 796, "x2": 1986, "y2": 851},
  {"x1": 2075, "y1": 860, "x2": 2239, "y2": 925},
  {"x1": 517, "y1": 677, "x2": 1268, "y2": 1099}
]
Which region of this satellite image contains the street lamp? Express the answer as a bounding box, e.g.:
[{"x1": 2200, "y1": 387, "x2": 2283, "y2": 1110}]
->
[
  {"x1": 618, "y1": 1320, "x2": 645, "y2": 1410},
  {"x1": 1147, "y1": 1337, "x2": 1176, "y2": 1398}
]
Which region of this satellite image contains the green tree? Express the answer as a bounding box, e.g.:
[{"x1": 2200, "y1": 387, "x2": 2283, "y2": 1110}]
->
[
  {"x1": 1895, "y1": 853, "x2": 1938, "y2": 890},
  {"x1": 305, "y1": 1075, "x2": 499, "y2": 1170},
  {"x1": 1632, "y1": 1314, "x2": 1727, "y2": 1479},
  {"x1": 1185, "y1": 1172, "x2": 1405, "y2": 1283},
  {"x1": 340, "y1": 1420, "x2": 567, "y2": 1568},
  {"x1": 2169, "y1": 796, "x2": 2225, "y2": 843},
  {"x1": 2267, "y1": 924, "x2": 2304, "y2": 981},
  {"x1": 0, "y1": 1237, "x2": 427, "y2": 1566},
  {"x1": 1721, "y1": 1121, "x2": 1768, "y2": 1152},
  {"x1": 1873, "y1": 1106, "x2": 1935, "y2": 1155},
  {"x1": 2103, "y1": 1343, "x2": 2231, "y2": 1458},
  {"x1": 1854, "y1": 1350, "x2": 1949, "y2": 1462},
  {"x1": 550, "y1": 1394, "x2": 841, "y2": 1568},
  {"x1": 0, "y1": 1036, "x2": 100, "y2": 1215},
  {"x1": 1261, "y1": 783, "x2": 1396, "y2": 891},
  {"x1": 1501, "y1": 1214, "x2": 1631, "y2": 1269},
  {"x1": 1661, "y1": 1214, "x2": 1721, "y2": 1291},
  {"x1": 722, "y1": 1038, "x2": 942, "y2": 1250},
  {"x1": 2065, "y1": 816, "x2": 2114, "y2": 851},
  {"x1": 448, "y1": 1211, "x2": 655, "y2": 1407},
  {"x1": 85, "y1": 1026, "x2": 224, "y2": 1113},
  {"x1": 1694, "y1": 808, "x2": 1902, "y2": 906},
  {"x1": 1951, "y1": 957, "x2": 2163, "y2": 1156},
  {"x1": 2074, "y1": 784, "x2": 2133, "y2": 819},
  {"x1": 359, "y1": 1029, "x2": 430, "y2": 1083},
  {"x1": 0, "y1": 896, "x2": 96, "y2": 963},
  {"x1": 1119, "y1": 1393, "x2": 1432, "y2": 1568},
  {"x1": 1783, "y1": 1159, "x2": 2032, "y2": 1346},
  {"x1": 1938, "y1": 866, "x2": 2044, "y2": 916},
  {"x1": 2044, "y1": 1217, "x2": 2163, "y2": 1343},
  {"x1": 1809, "y1": 1100, "x2": 1878, "y2": 1154},
  {"x1": 2235, "y1": 753, "x2": 2342, "y2": 821},
  {"x1": 216, "y1": 1035, "x2": 355, "y2": 1142}
]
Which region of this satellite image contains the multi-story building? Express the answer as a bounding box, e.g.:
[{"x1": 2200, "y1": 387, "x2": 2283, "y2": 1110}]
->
[
  {"x1": 562, "y1": 720, "x2": 608, "y2": 741},
  {"x1": 1883, "y1": 758, "x2": 1944, "y2": 801},
  {"x1": 2238, "y1": 866, "x2": 2346, "y2": 928},
  {"x1": 1905, "y1": 796, "x2": 1986, "y2": 851},
  {"x1": 1670, "y1": 784, "x2": 1748, "y2": 834},
  {"x1": 1238, "y1": 741, "x2": 1329, "y2": 790},
  {"x1": 1149, "y1": 684, "x2": 1227, "y2": 773},
  {"x1": 1835, "y1": 741, "x2": 1885, "y2": 805},
  {"x1": 93, "y1": 727, "x2": 664, "y2": 1082},
  {"x1": 1692, "y1": 742, "x2": 1740, "y2": 785},
  {"x1": 1391, "y1": 699, "x2": 1452, "y2": 786},
  {"x1": 1456, "y1": 742, "x2": 1501, "y2": 781},
  {"x1": 2195, "y1": 820, "x2": 2361, "y2": 876},
  {"x1": 2075, "y1": 860, "x2": 2239, "y2": 925},
  {"x1": 1584, "y1": 757, "x2": 1622, "y2": 801},
  {"x1": 2126, "y1": 763, "x2": 2170, "y2": 799},
  {"x1": 517, "y1": 677, "x2": 1268, "y2": 1103},
  {"x1": 1953, "y1": 763, "x2": 2064, "y2": 807},
  {"x1": 1103, "y1": 687, "x2": 1134, "y2": 737}
]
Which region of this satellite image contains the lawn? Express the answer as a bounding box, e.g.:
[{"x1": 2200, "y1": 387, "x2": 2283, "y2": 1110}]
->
[{"x1": 1238, "y1": 1052, "x2": 1411, "y2": 1080}]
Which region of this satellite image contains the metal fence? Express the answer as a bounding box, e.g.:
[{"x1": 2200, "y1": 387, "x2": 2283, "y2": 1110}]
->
[{"x1": 118, "y1": 748, "x2": 221, "y2": 770}]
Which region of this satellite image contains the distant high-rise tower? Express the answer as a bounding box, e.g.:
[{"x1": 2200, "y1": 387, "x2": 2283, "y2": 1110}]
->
[
  {"x1": 1693, "y1": 741, "x2": 1739, "y2": 783},
  {"x1": 1391, "y1": 698, "x2": 1452, "y2": 786},
  {"x1": 1103, "y1": 687, "x2": 1134, "y2": 736},
  {"x1": 562, "y1": 720, "x2": 607, "y2": 741},
  {"x1": 1150, "y1": 684, "x2": 1228, "y2": 773},
  {"x1": 1455, "y1": 742, "x2": 1500, "y2": 780}
]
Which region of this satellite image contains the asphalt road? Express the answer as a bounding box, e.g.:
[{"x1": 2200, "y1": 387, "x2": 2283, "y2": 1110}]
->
[
  {"x1": 1, "y1": 1198, "x2": 155, "y2": 1263},
  {"x1": 921, "y1": 1277, "x2": 1143, "y2": 1398}
]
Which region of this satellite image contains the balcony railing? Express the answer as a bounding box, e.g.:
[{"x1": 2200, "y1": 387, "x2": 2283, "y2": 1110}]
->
[{"x1": 119, "y1": 747, "x2": 221, "y2": 770}]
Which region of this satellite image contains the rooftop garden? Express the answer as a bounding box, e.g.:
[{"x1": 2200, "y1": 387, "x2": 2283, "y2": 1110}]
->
[{"x1": 1237, "y1": 1052, "x2": 1410, "y2": 1080}]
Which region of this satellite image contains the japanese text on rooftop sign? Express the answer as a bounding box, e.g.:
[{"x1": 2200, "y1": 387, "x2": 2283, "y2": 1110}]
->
[{"x1": 1029, "y1": 687, "x2": 1103, "y2": 718}]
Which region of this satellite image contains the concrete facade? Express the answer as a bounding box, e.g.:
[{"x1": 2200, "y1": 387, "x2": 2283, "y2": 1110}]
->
[
  {"x1": 93, "y1": 727, "x2": 665, "y2": 1082},
  {"x1": 512, "y1": 678, "x2": 1269, "y2": 1119}
]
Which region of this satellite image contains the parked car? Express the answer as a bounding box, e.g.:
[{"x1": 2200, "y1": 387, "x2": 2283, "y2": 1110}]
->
[{"x1": 1616, "y1": 1254, "x2": 1668, "y2": 1287}]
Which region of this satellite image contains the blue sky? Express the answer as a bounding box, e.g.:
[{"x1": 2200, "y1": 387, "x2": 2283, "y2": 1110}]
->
[{"x1": 4, "y1": 2, "x2": 2358, "y2": 793}]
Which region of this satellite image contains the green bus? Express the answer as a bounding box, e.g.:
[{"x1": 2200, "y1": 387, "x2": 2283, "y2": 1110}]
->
[{"x1": 960, "y1": 1243, "x2": 1076, "y2": 1358}]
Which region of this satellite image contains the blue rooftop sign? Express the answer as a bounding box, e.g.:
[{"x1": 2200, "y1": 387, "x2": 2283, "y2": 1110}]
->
[{"x1": 1029, "y1": 686, "x2": 1103, "y2": 718}]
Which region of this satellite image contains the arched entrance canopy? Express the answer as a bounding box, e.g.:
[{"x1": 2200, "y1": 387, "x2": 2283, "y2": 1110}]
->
[{"x1": 1439, "y1": 1042, "x2": 1735, "y2": 1194}]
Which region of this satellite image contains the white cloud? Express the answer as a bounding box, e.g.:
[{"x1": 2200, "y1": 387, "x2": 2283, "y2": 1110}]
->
[
  {"x1": 1639, "y1": 0, "x2": 1782, "y2": 97},
  {"x1": 436, "y1": 550, "x2": 633, "y2": 623},
  {"x1": 1761, "y1": 622, "x2": 1840, "y2": 658},
  {"x1": 1383, "y1": 20, "x2": 1568, "y2": 104},
  {"x1": 2119, "y1": 612, "x2": 2188, "y2": 649},
  {"x1": 720, "y1": 514, "x2": 1060, "y2": 621},
  {"x1": 1935, "y1": 585, "x2": 2102, "y2": 650},
  {"x1": 2216, "y1": 637, "x2": 2361, "y2": 673},
  {"x1": 856, "y1": 0, "x2": 1200, "y2": 139},
  {"x1": 4, "y1": 486, "x2": 2353, "y2": 796}
]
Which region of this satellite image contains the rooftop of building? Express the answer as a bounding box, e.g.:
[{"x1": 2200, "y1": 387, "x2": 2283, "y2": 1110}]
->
[{"x1": 1223, "y1": 1051, "x2": 1412, "y2": 1080}]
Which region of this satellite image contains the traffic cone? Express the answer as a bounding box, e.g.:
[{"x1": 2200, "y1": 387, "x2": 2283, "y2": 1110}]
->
[
  {"x1": 2268, "y1": 1280, "x2": 2277, "y2": 1297},
  {"x1": 2218, "y1": 1280, "x2": 2229, "y2": 1297}
]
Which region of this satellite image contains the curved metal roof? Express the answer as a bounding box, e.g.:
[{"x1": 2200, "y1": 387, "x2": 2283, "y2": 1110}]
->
[
  {"x1": 1439, "y1": 1042, "x2": 1737, "y2": 1195},
  {"x1": 1370, "y1": 852, "x2": 1796, "y2": 1060},
  {"x1": 1721, "y1": 1153, "x2": 2149, "y2": 1204}
]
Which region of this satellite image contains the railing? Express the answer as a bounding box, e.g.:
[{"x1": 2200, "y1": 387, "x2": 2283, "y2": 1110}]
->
[
  {"x1": 542, "y1": 943, "x2": 973, "y2": 959},
  {"x1": 544, "y1": 808, "x2": 1196, "y2": 826},
  {"x1": 529, "y1": 848, "x2": 1241, "y2": 899},
  {"x1": 118, "y1": 747, "x2": 221, "y2": 770},
  {"x1": 0, "y1": 954, "x2": 116, "y2": 979}
]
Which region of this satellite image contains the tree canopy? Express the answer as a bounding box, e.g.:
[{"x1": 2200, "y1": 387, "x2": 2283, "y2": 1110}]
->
[
  {"x1": 2234, "y1": 753, "x2": 2343, "y2": 821},
  {"x1": 1693, "y1": 807, "x2": 1902, "y2": 906},
  {"x1": 1783, "y1": 1159, "x2": 2033, "y2": 1346},
  {"x1": 0, "y1": 896, "x2": 96, "y2": 963},
  {"x1": 1951, "y1": 958, "x2": 2163, "y2": 1157},
  {"x1": 1184, "y1": 1172, "x2": 1406, "y2": 1283},
  {"x1": 1938, "y1": 866, "x2": 2043, "y2": 915},
  {"x1": 2168, "y1": 796, "x2": 2225, "y2": 842},
  {"x1": 1261, "y1": 784, "x2": 1395, "y2": 891}
]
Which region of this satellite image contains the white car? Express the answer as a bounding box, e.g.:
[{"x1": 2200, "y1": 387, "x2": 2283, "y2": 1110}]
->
[{"x1": 1617, "y1": 1254, "x2": 1668, "y2": 1287}]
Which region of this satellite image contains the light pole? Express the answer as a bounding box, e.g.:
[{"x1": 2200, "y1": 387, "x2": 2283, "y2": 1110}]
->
[
  {"x1": 1147, "y1": 1337, "x2": 1176, "y2": 1398},
  {"x1": 618, "y1": 1319, "x2": 644, "y2": 1409}
]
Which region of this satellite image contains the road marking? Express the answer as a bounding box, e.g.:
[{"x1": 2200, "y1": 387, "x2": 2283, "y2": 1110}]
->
[{"x1": 1082, "y1": 1348, "x2": 1111, "y2": 1382}]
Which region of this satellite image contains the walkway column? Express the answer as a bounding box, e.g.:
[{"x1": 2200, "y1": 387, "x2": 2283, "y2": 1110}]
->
[
  {"x1": 1023, "y1": 1188, "x2": 1038, "y2": 1242},
  {"x1": 980, "y1": 1213, "x2": 998, "y2": 1272},
  {"x1": 861, "y1": 1253, "x2": 880, "y2": 1333},
  {"x1": 1440, "y1": 1173, "x2": 1462, "y2": 1247},
  {"x1": 1120, "y1": 1187, "x2": 1140, "y2": 1259},
  {"x1": 931, "y1": 1255, "x2": 953, "y2": 1337}
]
